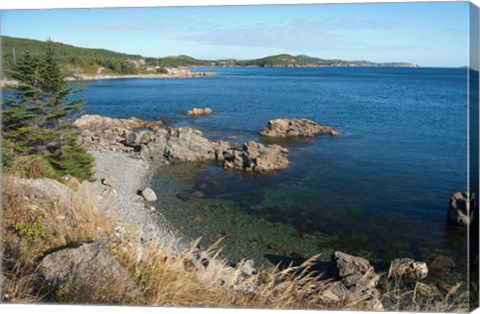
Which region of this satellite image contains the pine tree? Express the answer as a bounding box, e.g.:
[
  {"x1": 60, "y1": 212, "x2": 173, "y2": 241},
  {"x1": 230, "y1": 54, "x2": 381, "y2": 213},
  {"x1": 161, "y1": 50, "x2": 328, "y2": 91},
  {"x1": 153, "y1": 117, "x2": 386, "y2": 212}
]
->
[
  {"x1": 2, "y1": 48, "x2": 49, "y2": 156},
  {"x1": 2, "y1": 41, "x2": 95, "y2": 181}
]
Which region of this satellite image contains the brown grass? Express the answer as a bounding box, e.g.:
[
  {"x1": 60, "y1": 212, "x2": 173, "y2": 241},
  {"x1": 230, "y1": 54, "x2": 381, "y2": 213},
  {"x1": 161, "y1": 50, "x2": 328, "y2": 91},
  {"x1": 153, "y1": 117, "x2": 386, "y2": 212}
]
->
[
  {"x1": 0, "y1": 175, "x2": 471, "y2": 311},
  {"x1": 4, "y1": 155, "x2": 56, "y2": 179},
  {"x1": 1, "y1": 175, "x2": 110, "y2": 302}
]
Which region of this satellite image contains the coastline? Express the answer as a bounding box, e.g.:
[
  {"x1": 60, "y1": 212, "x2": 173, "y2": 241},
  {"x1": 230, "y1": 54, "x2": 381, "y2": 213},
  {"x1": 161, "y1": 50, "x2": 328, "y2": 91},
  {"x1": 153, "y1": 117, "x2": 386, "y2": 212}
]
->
[
  {"x1": 65, "y1": 71, "x2": 216, "y2": 82},
  {"x1": 0, "y1": 70, "x2": 215, "y2": 87}
]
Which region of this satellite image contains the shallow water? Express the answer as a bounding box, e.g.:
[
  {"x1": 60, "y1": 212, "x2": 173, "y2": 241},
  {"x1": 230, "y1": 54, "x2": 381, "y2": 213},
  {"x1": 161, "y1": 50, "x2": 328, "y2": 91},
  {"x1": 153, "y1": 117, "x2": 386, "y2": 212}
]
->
[{"x1": 80, "y1": 67, "x2": 469, "y2": 283}]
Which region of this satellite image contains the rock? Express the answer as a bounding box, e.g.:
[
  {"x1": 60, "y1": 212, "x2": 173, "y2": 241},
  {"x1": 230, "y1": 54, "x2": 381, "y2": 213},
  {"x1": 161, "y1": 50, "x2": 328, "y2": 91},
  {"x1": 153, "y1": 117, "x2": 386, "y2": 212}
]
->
[
  {"x1": 74, "y1": 115, "x2": 290, "y2": 173},
  {"x1": 259, "y1": 119, "x2": 342, "y2": 138},
  {"x1": 448, "y1": 192, "x2": 476, "y2": 226},
  {"x1": 101, "y1": 178, "x2": 114, "y2": 187},
  {"x1": 73, "y1": 114, "x2": 163, "y2": 154},
  {"x1": 415, "y1": 282, "x2": 442, "y2": 298},
  {"x1": 176, "y1": 191, "x2": 204, "y2": 201},
  {"x1": 239, "y1": 259, "x2": 257, "y2": 276},
  {"x1": 332, "y1": 251, "x2": 382, "y2": 310},
  {"x1": 185, "y1": 107, "x2": 213, "y2": 116},
  {"x1": 223, "y1": 141, "x2": 289, "y2": 172},
  {"x1": 125, "y1": 129, "x2": 155, "y2": 147},
  {"x1": 141, "y1": 187, "x2": 158, "y2": 202},
  {"x1": 41, "y1": 243, "x2": 139, "y2": 299},
  {"x1": 430, "y1": 255, "x2": 455, "y2": 272},
  {"x1": 388, "y1": 258, "x2": 428, "y2": 280},
  {"x1": 16, "y1": 178, "x2": 72, "y2": 201},
  {"x1": 163, "y1": 127, "x2": 220, "y2": 161}
]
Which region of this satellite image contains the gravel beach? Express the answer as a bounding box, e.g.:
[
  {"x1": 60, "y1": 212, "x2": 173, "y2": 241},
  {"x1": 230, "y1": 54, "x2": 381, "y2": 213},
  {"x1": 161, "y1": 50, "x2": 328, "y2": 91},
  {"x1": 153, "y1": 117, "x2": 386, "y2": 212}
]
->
[{"x1": 88, "y1": 150, "x2": 187, "y2": 253}]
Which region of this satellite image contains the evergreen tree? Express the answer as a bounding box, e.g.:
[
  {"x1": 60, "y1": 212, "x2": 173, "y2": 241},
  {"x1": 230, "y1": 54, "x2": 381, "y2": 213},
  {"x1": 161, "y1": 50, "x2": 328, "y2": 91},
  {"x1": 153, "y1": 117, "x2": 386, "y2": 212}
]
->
[
  {"x1": 2, "y1": 48, "x2": 49, "y2": 156},
  {"x1": 2, "y1": 41, "x2": 95, "y2": 181}
]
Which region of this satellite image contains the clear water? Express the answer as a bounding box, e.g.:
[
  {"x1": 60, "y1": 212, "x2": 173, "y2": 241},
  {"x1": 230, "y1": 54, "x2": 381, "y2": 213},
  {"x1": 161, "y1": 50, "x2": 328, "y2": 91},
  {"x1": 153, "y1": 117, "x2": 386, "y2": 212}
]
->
[{"x1": 79, "y1": 67, "x2": 468, "y2": 282}]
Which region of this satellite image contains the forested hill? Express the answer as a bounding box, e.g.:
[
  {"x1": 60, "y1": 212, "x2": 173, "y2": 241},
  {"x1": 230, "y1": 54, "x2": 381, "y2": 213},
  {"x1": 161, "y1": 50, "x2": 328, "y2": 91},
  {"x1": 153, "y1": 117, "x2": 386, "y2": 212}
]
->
[
  {"x1": 2, "y1": 36, "x2": 146, "y2": 76},
  {"x1": 1, "y1": 36, "x2": 419, "y2": 79}
]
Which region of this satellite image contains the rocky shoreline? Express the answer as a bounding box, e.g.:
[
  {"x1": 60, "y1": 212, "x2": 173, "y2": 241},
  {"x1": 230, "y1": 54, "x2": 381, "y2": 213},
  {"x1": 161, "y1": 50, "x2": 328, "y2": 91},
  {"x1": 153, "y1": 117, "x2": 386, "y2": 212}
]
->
[{"x1": 4, "y1": 111, "x2": 468, "y2": 309}]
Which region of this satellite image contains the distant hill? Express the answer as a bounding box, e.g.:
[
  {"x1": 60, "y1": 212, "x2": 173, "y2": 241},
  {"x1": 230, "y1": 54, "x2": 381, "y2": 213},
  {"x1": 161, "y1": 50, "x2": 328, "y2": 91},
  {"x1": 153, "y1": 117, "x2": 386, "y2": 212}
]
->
[{"x1": 1, "y1": 36, "x2": 419, "y2": 79}]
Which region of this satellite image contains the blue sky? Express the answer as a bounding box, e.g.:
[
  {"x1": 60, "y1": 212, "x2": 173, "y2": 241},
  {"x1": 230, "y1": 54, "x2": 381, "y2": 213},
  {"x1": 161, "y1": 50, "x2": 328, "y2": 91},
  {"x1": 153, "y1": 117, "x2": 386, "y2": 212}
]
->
[{"x1": 0, "y1": 2, "x2": 470, "y2": 67}]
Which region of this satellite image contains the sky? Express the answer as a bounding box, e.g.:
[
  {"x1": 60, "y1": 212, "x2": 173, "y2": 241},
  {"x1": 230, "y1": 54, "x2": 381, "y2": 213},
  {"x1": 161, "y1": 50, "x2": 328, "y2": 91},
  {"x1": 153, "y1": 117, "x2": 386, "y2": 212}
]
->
[{"x1": 0, "y1": 2, "x2": 471, "y2": 67}]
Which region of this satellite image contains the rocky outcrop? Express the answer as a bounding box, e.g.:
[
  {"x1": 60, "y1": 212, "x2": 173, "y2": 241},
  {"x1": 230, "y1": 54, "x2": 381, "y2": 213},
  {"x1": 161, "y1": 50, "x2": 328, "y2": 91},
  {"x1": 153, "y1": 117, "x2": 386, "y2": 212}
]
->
[
  {"x1": 388, "y1": 258, "x2": 428, "y2": 280},
  {"x1": 259, "y1": 119, "x2": 341, "y2": 138},
  {"x1": 41, "y1": 243, "x2": 139, "y2": 299},
  {"x1": 448, "y1": 192, "x2": 476, "y2": 226},
  {"x1": 321, "y1": 251, "x2": 383, "y2": 310},
  {"x1": 162, "y1": 127, "x2": 230, "y2": 162},
  {"x1": 74, "y1": 115, "x2": 290, "y2": 173},
  {"x1": 185, "y1": 107, "x2": 213, "y2": 116},
  {"x1": 223, "y1": 141, "x2": 289, "y2": 172},
  {"x1": 74, "y1": 114, "x2": 163, "y2": 153}
]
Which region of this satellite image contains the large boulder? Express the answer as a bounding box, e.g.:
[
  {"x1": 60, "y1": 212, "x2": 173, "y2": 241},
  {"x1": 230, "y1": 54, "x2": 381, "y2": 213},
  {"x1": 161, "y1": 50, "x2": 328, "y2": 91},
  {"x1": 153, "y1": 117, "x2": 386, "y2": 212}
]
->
[
  {"x1": 223, "y1": 141, "x2": 289, "y2": 172},
  {"x1": 321, "y1": 251, "x2": 383, "y2": 310},
  {"x1": 16, "y1": 178, "x2": 72, "y2": 201},
  {"x1": 259, "y1": 119, "x2": 341, "y2": 138},
  {"x1": 448, "y1": 192, "x2": 476, "y2": 226},
  {"x1": 41, "y1": 243, "x2": 139, "y2": 299},
  {"x1": 388, "y1": 258, "x2": 428, "y2": 280}
]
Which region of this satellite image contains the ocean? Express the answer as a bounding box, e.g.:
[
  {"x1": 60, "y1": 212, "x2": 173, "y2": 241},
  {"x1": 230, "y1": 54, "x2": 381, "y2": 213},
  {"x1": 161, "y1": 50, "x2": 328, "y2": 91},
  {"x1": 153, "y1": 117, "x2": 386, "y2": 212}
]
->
[{"x1": 81, "y1": 67, "x2": 469, "y2": 283}]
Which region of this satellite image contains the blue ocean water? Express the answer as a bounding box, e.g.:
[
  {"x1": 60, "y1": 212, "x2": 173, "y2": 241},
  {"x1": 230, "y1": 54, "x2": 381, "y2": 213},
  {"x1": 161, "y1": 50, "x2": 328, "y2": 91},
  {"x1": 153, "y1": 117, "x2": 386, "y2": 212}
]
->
[{"x1": 81, "y1": 67, "x2": 468, "y2": 277}]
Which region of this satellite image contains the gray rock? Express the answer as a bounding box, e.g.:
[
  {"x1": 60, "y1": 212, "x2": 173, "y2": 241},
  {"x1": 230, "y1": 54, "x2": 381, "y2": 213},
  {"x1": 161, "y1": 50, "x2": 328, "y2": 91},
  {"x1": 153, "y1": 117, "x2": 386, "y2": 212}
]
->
[
  {"x1": 388, "y1": 258, "x2": 428, "y2": 280},
  {"x1": 223, "y1": 141, "x2": 289, "y2": 172},
  {"x1": 41, "y1": 243, "x2": 139, "y2": 299},
  {"x1": 16, "y1": 178, "x2": 72, "y2": 200},
  {"x1": 259, "y1": 119, "x2": 342, "y2": 138},
  {"x1": 327, "y1": 251, "x2": 383, "y2": 310},
  {"x1": 448, "y1": 192, "x2": 476, "y2": 226},
  {"x1": 141, "y1": 187, "x2": 158, "y2": 202}
]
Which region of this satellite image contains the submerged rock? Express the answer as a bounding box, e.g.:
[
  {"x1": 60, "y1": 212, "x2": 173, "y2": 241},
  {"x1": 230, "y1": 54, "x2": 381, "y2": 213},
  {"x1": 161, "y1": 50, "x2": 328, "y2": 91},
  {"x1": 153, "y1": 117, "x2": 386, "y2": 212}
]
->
[
  {"x1": 430, "y1": 255, "x2": 456, "y2": 273},
  {"x1": 185, "y1": 107, "x2": 213, "y2": 116},
  {"x1": 223, "y1": 141, "x2": 289, "y2": 172},
  {"x1": 448, "y1": 191, "x2": 476, "y2": 226},
  {"x1": 388, "y1": 258, "x2": 428, "y2": 280},
  {"x1": 259, "y1": 119, "x2": 341, "y2": 138}
]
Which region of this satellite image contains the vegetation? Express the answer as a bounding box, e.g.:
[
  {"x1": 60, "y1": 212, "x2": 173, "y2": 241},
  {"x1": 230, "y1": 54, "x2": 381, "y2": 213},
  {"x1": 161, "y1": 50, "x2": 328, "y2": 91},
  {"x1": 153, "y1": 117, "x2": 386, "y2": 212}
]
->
[
  {"x1": 0, "y1": 175, "x2": 468, "y2": 310},
  {"x1": 1, "y1": 36, "x2": 417, "y2": 79},
  {"x1": 2, "y1": 36, "x2": 142, "y2": 76},
  {"x1": 2, "y1": 40, "x2": 95, "y2": 181}
]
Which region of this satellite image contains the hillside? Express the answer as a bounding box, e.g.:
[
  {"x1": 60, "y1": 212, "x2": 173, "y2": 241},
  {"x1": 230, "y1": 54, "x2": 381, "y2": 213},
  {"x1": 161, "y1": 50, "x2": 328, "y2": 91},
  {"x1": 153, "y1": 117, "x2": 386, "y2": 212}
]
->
[
  {"x1": 1, "y1": 36, "x2": 419, "y2": 79},
  {"x1": 2, "y1": 36, "x2": 146, "y2": 77}
]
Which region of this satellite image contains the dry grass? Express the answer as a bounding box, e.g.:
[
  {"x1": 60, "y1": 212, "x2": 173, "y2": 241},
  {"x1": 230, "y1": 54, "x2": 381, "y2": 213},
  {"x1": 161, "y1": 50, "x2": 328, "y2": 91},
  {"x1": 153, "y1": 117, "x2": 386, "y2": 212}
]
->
[
  {"x1": 1, "y1": 175, "x2": 111, "y2": 302},
  {"x1": 4, "y1": 155, "x2": 56, "y2": 179},
  {"x1": 380, "y1": 277, "x2": 469, "y2": 312},
  {"x1": 0, "y1": 175, "x2": 471, "y2": 311}
]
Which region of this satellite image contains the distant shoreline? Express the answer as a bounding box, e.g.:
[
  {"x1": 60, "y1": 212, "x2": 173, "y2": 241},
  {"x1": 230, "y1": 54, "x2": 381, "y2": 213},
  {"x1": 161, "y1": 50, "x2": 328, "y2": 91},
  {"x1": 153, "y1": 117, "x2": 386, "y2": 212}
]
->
[{"x1": 0, "y1": 71, "x2": 216, "y2": 87}]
